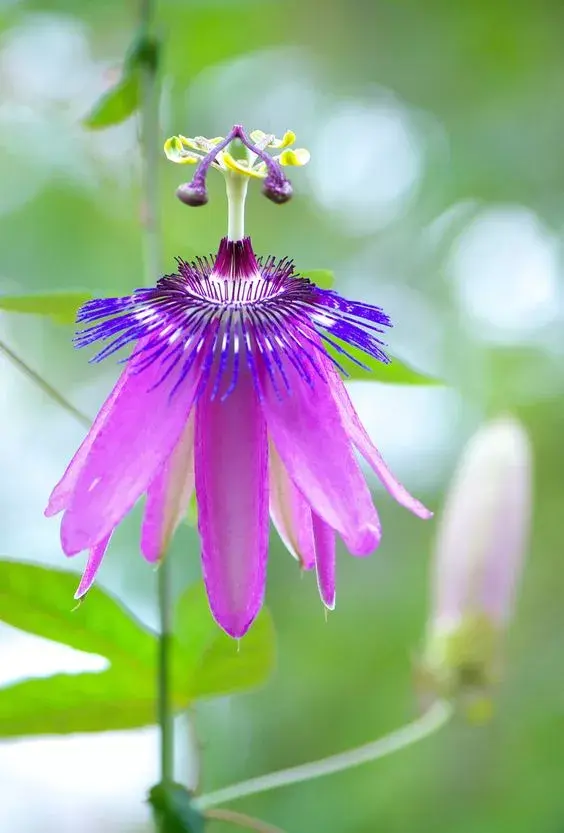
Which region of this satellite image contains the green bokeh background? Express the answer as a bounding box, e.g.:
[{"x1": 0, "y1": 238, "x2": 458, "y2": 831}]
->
[{"x1": 0, "y1": 0, "x2": 563, "y2": 831}]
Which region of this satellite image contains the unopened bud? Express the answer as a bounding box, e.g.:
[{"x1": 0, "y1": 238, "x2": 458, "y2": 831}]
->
[{"x1": 420, "y1": 417, "x2": 532, "y2": 720}]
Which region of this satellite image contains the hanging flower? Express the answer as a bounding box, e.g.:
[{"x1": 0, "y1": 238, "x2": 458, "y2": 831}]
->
[
  {"x1": 46, "y1": 124, "x2": 431, "y2": 638},
  {"x1": 421, "y1": 416, "x2": 532, "y2": 719}
]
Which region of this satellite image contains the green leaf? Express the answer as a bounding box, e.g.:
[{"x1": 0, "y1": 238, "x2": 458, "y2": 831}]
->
[
  {"x1": 301, "y1": 268, "x2": 335, "y2": 289},
  {"x1": 0, "y1": 292, "x2": 91, "y2": 323},
  {"x1": 148, "y1": 783, "x2": 205, "y2": 833},
  {"x1": 0, "y1": 672, "x2": 156, "y2": 738},
  {"x1": 0, "y1": 560, "x2": 156, "y2": 667},
  {"x1": 174, "y1": 583, "x2": 275, "y2": 700},
  {"x1": 327, "y1": 342, "x2": 440, "y2": 385},
  {"x1": 83, "y1": 72, "x2": 141, "y2": 130},
  {"x1": 0, "y1": 559, "x2": 157, "y2": 736},
  {"x1": 0, "y1": 563, "x2": 275, "y2": 737}
]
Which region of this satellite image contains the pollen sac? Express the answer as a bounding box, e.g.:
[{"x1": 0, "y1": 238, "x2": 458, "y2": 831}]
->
[
  {"x1": 263, "y1": 177, "x2": 293, "y2": 204},
  {"x1": 176, "y1": 182, "x2": 208, "y2": 206}
]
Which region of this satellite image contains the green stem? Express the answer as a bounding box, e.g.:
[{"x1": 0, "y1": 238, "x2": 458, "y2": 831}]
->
[
  {"x1": 0, "y1": 339, "x2": 91, "y2": 429},
  {"x1": 139, "y1": 1, "x2": 162, "y2": 285},
  {"x1": 205, "y1": 808, "x2": 287, "y2": 833},
  {"x1": 157, "y1": 559, "x2": 174, "y2": 784},
  {"x1": 195, "y1": 699, "x2": 452, "y2": 810},
  {"x1": 137, "y1": 0, "x2": 173, "y2": 798}
]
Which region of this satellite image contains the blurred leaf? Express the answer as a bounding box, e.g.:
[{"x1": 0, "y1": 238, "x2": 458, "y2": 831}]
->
[
  {"x1": 0, "y1": 560, "x2": 157, "y2": 735},
  {"x1": 175, "y1": 583, "x2": 275, "y2": 699},
  {"x1": 83, "y1": 26, "x2": 159, "y2": 131},
  {"x1": 184, "y1": 493, "x2": 199, "y2": 527},
  {"x1": 327, "y1": 342, "x2": 440, "y2": 385},
  {"x1": 0, "y1": 671, "x2": 155, "y2": 737},
  {"x1": 301, "y1": 268, "x2": 335, "y2": 289},
  {"x1": 83, "y1": 72, "x2": 141, "y2": 129},
  {"x1": 0, "y1": 563, "x2": 274, "y2": 736},
  {"x1": 124, "y1": 29, "x2": 160, "y2": 73},
  {"x1": 148, "y1": 783, "x2": 205, "y2": 833},
  {"x1": 0, "y1": 559, "x2": 156, "y2": 668},
  {"x1": 0, "y1": 292, "x2": 91, "y2": 323}
]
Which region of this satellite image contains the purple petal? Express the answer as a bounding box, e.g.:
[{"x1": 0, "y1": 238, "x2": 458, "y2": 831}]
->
[
  {"x1": 45, "y1": 373, "x2": 128, "y2": 517},
  {"x1": 260, "y1": 358, "x2": 381, "y2": 556},
  {"x1": 269, "y1": 443, "x2": 315, "y2": 570},
  {"x1": 312, "y1": 512, "x2": 336, "y2": 609},
  {"x1": 141, "y1": 415, "x2": 195, "y2": 563},
  {"x1": 60, "y1": 341, "x2": 203, "y2": 555},
  {"x1": 74, "y1": 534, "x2": 112, "y2": 599},
  {"x1": 324, "y1": 359, "x2": 432, "y2": 520},
  {"x1": 195, "y1": 369, "x2": 269, "y2": 638}
]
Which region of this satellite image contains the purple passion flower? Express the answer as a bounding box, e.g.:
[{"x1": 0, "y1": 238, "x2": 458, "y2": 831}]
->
[{"x1": 46, "y1": 126, "x2": 431, "y2": 637}]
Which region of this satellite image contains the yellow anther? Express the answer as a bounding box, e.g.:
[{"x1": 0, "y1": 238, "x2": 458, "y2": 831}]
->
[
  {"x1": 163, "y1": 136, "x2": 200, "y2": 164},
  {"x1": 277, "y1": 147, "x2": 311, "y2": 166}
]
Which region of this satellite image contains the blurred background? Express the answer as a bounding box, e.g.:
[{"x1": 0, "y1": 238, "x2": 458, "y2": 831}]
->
[{"x1": 0, "y1": 0, "x2": 563, "y2": 830}]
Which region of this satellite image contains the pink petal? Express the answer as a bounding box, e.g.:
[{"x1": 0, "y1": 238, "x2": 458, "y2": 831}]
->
[
  {"x1": 312, "y1": 512, "x2": 336, "y2": 609},
  {"x1": 141, "y1": 415, "x2": 195, "y2": 563},
  {"x1": 74, "y1": 533, "x2": 112, "y2": 599},
  {"x1": 324, "y1": 359, "x2": 432, "y2": 520},
  {"x1": 60, "y1": 345, "x2": 203, "y2": 555},
  {"x1": 195, "y1": 371, "x2": 269, "y2": 638},
  {"x1": 260, "y1": 361, "x2": 380, "y2": 556},
  {"x1": 269, "y1": 442, "x2": 315, "y2": 570},
  {"x1": 46, "y1": 372, "x2": 128, "y2": 517},
  {"x1": 433, "y1": 417, "x2": 531, "y2": 625}
]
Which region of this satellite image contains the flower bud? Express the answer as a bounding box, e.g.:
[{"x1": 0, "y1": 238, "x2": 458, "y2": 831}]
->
[{"x1": 420, "y1": 417, "x2": 532, "y2": 720}]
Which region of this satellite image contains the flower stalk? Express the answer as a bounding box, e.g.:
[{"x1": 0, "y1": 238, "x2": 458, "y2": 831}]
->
[
  {"x1": 194, "y1": 699, "x2": 452, "y2": 810},
  {"x1": 205, "y1": 809, "x2": 287, "y2": 833},
  {"x1": 137, "y1": 0, "x2": 174, "y2": 799}
]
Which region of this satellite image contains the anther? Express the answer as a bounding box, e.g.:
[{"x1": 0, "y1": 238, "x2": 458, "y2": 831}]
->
[
  {"x1": 176, "y1": 182, "x2": 208, "y2": 206},
  {"x1": 177, "y1": 126, "x2": 240, "y2": 208},
  {"x1": 235, "y1": 126, "x2": 293, "y2": 205},
  {"x1": 263, "y1": 177, "x2": 293, "y2": 204}
]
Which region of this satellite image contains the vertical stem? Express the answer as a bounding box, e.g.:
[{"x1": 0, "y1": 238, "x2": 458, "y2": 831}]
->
[
  {"x1": 139, "y1": 0, "x2": 162, "y2": 283},
  {"x1": 137, "y1": 0, "x2": 174, "y2": 795},
  {"x1": 158, "y1": 560, "x2": 174, "y2": 784}
]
